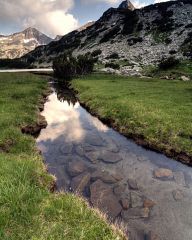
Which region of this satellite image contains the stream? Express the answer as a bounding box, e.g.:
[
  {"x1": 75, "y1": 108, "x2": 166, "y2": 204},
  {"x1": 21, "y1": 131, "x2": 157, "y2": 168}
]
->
[{"x1": 37, "y1": 83, "x2": 192, "y2": 240}]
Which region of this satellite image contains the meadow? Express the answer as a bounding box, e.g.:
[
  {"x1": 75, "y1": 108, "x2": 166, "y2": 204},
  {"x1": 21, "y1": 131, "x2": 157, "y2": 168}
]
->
[
  {"x1": 0, "y1": 73, "x2": 124, "y2": 240},
  {"x1": 73, "y1": 73, "x2": 192, "y2": 163}
]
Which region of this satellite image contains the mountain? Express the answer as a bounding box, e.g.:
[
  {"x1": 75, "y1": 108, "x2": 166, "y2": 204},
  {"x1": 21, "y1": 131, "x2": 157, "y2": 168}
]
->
[
  {"x1": 54, "y1": 22, "x2": 95, "y2": 42},
  {"x1": 77, "y1": 21, "x2": 95, "y2": 32},
  {"x1": 118, "y1": 0, "x2": 135, "y2": 11},
  {"x1": 54, "y1": 35, "x2": 63, "y2": 41},
  {"x1": 0, "y1": 27, "x2": 53, "y2": 59},
  {"x1": 22, "y1": 0, "x2": 192, "y2": 68}
]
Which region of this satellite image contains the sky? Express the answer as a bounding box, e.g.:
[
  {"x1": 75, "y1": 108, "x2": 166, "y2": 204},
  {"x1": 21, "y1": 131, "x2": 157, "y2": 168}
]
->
[{"x1": 0, "y1": 0, "x2": 172, "y2": 38}]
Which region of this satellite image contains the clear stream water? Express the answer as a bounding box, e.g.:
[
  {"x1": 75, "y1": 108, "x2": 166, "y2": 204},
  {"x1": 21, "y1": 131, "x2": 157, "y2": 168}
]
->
[{"x1": 37, "y1": 84, "x2": 192, "y2": 240}]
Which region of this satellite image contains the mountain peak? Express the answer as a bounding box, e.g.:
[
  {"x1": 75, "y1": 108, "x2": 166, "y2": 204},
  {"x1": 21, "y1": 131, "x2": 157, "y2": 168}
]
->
[
  {"x1": 23, "y1": 27, "x2": 38, "y2": 33},
  {"x1": 21, "y1": 27, "x2": 52, "y2": 44},
  {"x1": 118, "y1": 0, "x2": 135, "y2": 10},
  {"x1": 0, "y1": 28, "x2": 53, "y2": 59}
]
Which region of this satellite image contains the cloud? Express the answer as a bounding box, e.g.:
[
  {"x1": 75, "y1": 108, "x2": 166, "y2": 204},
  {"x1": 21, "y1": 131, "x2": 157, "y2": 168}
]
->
[
  {"x1": 81, "y1": 0, "x2": 146, "y2": 8},
  {"x1": 0, "y1": 0, "x2": 79, "y2": 37},
  {"x1": 81, "y1": 0, "x2": 120, "y2": 5},
  {"x1": 154, "y1": 0, "x2": 173, "y2": 3},
  {"x1": 132, "y1": 0, "x2": 146, "y2": 8},
  {"x1": 89, "y1": 0, "x2": 170, "y2": 8}
]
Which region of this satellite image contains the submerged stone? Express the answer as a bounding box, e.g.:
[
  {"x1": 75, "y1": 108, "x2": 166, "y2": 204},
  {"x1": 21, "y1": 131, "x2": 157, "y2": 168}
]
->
[
  {"x1": 60, "y1": 143, "x2": 73, "y2": 154},
  {"x1": 120, "y1": 198, "x2": 130, "y2": 210},
  {"x1": 75, "y1": 145, "x2": 84, "y2": 157},
  {"x1": 91, "y1": 170, "x2": 121, "y2": 184},
  {"x1": 113, "y1": 183, "x2": 127, "y2": 196},
  {"x1": 98, "y1": 150, "x2": 122, "y2": 163},
  {"x1": 70, "y1": 172, "x2": 91, "y2": 194},
  {"x1": 85, "y1": 133, "x2": 104, "y2": 146},
  {"x1": 122, "y1": 207, "x2": 150, "y2": 220},
  {"x1": 128, "y1": 178, "x2": 139, "y2": 190},
  {"x1": 154, "y1": 168, "x2": 173, "y2": 180},
  {"x1": 90, "y1": 180, "x2": 122, "y2": 219},
  {"x1": 148, "y1": 231, "x2": 160, "y2": 240},
  {"x1": 67, "y1": 158, "x2": 88, "y2": 177},
  {"x1": 85, "y1": 151, "x2": 99, "y2": 164},
  {"x1": 130, "y1": 192, "x2": 143, "y2": 208},
  {"x1": 172, "y1": 189, "x2": 184, "y2": 201},
  {"x1": 174, "y1": 171, "x2": 186, "y2": 186},
  {"x1": 143, "y1": 199, "x2": 156, "y2": 208}
]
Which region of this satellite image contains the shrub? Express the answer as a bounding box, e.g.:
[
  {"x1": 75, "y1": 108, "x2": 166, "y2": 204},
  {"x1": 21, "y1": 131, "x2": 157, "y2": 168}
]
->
[
  {"x1": 159, "y1": 57, "x2": 180, "y2": 70},
  {"x1": 181, "y1": 32, "x2": 192, "y2": 58},
  {"x1": 0, "y1": 59, "x2": 30, "y2": 69},
  {"x1": 137, "y1": 22, "x2": 143, "y2": 31},
  {"x1": 53, "y1": 53, "x2": 77, "y2": 80},
  {"x1": 76, "y1": 54, "x2": 96, "y2": 75},
  {"x1": 106, "y1": 53, "x2": 119, "y2": 59},
  {"x1": 53, "y1": 53, "x2": 96, "y2": 81},
  {"x1": 91, "y1": 49, "x2": 102, "y2": 57},
  {"x1": 127, "y1": 37, "x2": 143, "y2": 46},
  {"x1": 169, "y1": 50, "x2": 177, "y2": 55},
  {"x1": 105, "y1": 62, "x2": 120, "y2": 70},
  {"x1": 185, "y1": 23, "x2": 192, "y2": 29}
]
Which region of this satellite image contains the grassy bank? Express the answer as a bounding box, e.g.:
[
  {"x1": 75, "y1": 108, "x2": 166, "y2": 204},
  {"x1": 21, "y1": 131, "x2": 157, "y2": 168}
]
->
[
  {"x1": 0, "y1": 73, "x2": 124, "y2": 240},
  {"x1": 72, "y1": 73, "x2": 192, "y2": 164}
]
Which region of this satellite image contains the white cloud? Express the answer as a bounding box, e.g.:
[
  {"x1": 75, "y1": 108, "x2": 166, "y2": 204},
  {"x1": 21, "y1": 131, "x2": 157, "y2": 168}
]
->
[
  {"x1": 0, "y1": 0, "x2": 79, "y2": 37},
  {"x1": 82, "y1": 0, "x2": 146, "y2": 9},
  {"x1": 154, "y1": 0, "x2": 172, "y2": 3},
  {"x1": 132, "y1": 0, "x2": 146, "y2": 8},
  {"x1": 81, "y1": 0, "x2": 121, "y2": 6}
]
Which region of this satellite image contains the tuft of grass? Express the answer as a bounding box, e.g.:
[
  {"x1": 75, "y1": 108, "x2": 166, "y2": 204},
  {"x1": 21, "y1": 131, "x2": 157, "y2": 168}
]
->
[
  {"x1": 72, "y1": 73, "x2": 192, "y2": 158},
  {"x1": 0, "y1": 73, "x2": 125, "y2": 240}
]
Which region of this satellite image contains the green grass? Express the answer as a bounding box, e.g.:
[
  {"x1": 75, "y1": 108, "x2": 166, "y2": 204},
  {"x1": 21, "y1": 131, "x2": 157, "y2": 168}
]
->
[
  {"x1": 0, "y1": 73, "x2": 124, "y2": 240},
  {"x1": 144, "y1": 61, "x2": 192, "y2": 80},
  {"x1": 95, "y1": 60, "x2": 133, "y2": 71},
  {"x1": 72, "y1": 73, "x2": 192, "y2": 158}
]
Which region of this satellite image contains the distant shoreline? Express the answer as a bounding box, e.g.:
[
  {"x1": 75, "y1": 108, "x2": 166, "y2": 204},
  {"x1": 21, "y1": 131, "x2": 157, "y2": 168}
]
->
[{"x1": 0, "y1": 68, "x2": 53, "y2": 73}]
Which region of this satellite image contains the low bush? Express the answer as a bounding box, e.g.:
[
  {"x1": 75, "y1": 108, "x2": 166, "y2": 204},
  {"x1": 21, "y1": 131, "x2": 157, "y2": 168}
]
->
[
  {"x1": 91, "y1": 49, "x2": 102, "y2": 57},
  {"x1": 185, "y1": 23, "x2": 192, "y2": 29},
  {"x1": 53, "y1": 53, "x2": 96, "y2": 81},
  {"x1": 53, "y1": 54, "x2": 76, "y2": 80},
  {"x1": 181, "y1": 32, "x2": 192, "y2": 58},
  {"x1": 105, "y1": 62, "x2": 120, "y2": 70},
  {"x1": 0, "y1": 59, "x2": 30, "y2": 69},
  {"x1": 169, "y1": 50, "x2": 177, "y2": 55},
  {"x1": 159, "y1": 57, "x2": 180, "y2": 70},
  {"x1": 137, "y1": 22, "x2": 143, "y2": 31},
  {"x1": 76, "y1": 54, "x2": 97, "y2": 75},
  {"x1": 127, "y1": 37, "x2": 143, "y2": 46},
  {"x1": 106, "y1": 53, "x2": 119, "y2": 59}
]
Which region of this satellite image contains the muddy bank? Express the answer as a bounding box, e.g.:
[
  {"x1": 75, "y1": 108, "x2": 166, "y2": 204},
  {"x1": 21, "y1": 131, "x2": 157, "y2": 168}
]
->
[{"x1": 21, "y1": 88, "x2": 53, "y2": 137}]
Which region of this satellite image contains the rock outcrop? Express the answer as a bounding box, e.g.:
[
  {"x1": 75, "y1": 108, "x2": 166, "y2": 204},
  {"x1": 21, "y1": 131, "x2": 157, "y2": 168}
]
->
[
  {"x1": 22, "y1": 0, "x2": 192, "y2": 67},
  {"x1": 118, "y1": 0, "x2": 135, "y2": 11}
]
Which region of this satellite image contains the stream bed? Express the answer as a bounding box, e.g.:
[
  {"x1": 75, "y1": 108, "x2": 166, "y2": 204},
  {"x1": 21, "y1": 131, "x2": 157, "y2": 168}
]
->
[{"x1": 37, "y1": 84, "x2": 192, "y2": 240}]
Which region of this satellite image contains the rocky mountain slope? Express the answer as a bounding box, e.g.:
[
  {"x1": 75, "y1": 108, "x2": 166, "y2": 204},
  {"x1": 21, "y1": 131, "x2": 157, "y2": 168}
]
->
[
  {"x1": 0, "y1": 28, "x2": 53, "y2": 59},
  {"x1": 77, "y1": 21, "x2": 95, "y2": 32},
  {"x1": 22, "y1": 0, "x2": 192, "y2": 68},
  {"x1": 54, "y1": 22, "x2": 95, "y2": 42}
]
